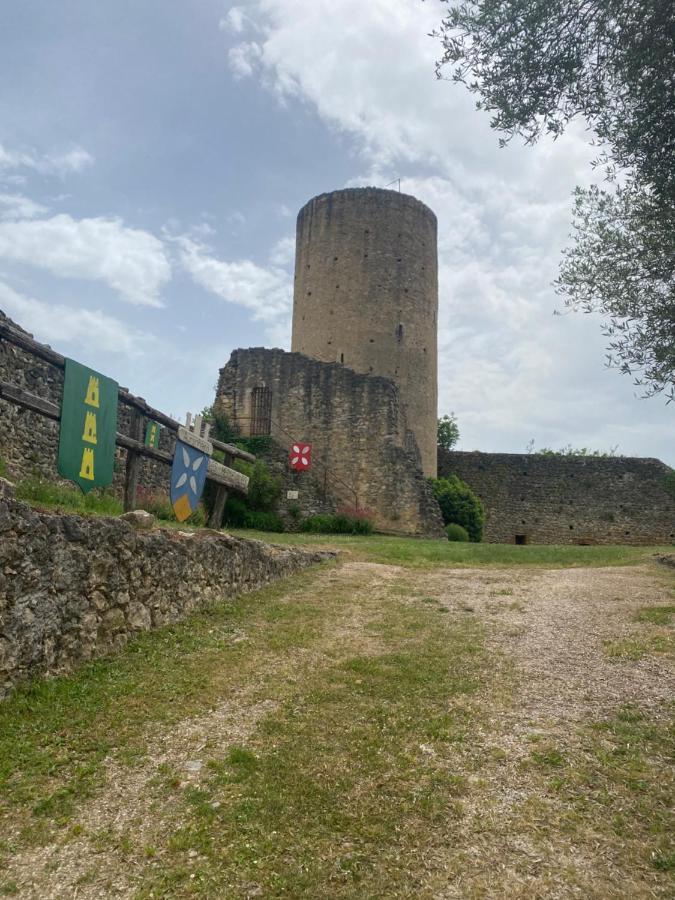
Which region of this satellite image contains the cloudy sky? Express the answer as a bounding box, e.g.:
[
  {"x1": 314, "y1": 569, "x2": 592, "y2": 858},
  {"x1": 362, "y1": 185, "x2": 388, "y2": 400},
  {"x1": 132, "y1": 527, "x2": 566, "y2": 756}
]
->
[{"x1": 1, "y1": 0, "x2": 672, "y2": 464}]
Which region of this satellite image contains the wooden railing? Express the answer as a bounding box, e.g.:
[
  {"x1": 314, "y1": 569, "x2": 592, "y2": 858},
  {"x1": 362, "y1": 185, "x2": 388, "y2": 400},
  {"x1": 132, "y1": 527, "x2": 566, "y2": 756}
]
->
[{"x1": 0, "y1": 319, "x2": 254, "y2": 527}]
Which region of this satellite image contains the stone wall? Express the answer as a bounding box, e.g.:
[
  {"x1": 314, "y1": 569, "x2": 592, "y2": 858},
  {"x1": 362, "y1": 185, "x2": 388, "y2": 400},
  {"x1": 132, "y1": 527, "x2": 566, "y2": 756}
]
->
[
  {"x1": 0, "y1": 310, "x2": 173, "y2": 500},
  {"x1": 0, "y1": 480, "x2": 331, "y2": 696},
  {"x1": 291, "y1": 188, "x2": 438, "y2": 477},
  {"x1": 439, "y1": 449, "x2": 675, "y2": 545},
  {"x1": 216, "y1": 348, "x2": 444, "y2": 537}
]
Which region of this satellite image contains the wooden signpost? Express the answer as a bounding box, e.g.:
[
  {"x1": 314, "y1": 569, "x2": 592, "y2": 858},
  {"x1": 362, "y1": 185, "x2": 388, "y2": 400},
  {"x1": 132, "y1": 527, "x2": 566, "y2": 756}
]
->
[{"x1": 170, "y1": 413, "x2": 212, "y2": 522}]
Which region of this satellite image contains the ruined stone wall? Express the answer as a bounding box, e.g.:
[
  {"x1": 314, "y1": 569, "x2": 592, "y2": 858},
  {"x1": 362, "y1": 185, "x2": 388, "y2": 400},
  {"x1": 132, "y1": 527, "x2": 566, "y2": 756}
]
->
[
  {"x1": 291, "y1": 188, "x2": 438, "y2": 477},
  {"x1": 216, "y1": 348, "x2": 444, "y2": 537},
  {"x1": 439, "y1": 449, "x2": 675, "y2": 545},
  {"x1": 0, "y1": 310, "x2": 173, "y2": 499},
  {"x1": 0, "y1": 481, "x2": 330, "y2": 696}
]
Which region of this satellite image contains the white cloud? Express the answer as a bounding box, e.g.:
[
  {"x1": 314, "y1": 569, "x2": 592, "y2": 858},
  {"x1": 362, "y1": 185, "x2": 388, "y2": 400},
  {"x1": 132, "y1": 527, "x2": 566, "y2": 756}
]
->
[
  {"x1": 0, "y1": 142, "x2": 94, "y2": 177},
  {"x1": 178, "y1": 235, "x2": 292, "y2": 322},
  {"x1": 228, "y1": 41, "x2": 263, "y2": 79},
  {"x1": 0, "y1": 193, "x2": 49, "y2": 220},
  {"x1": 0, "y1": 281, "x2": 151, "y2": 357},
  {"x1": 269, "y1": 235, "x2": 295, "y2": 267},
  {"x1": 0, "y1": 214, "x2": 170, "y2": 307}
]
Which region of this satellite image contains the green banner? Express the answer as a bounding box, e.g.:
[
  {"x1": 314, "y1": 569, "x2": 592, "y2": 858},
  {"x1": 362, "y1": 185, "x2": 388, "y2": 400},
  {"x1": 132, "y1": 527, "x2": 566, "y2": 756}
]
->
[
  {"x1": 58, "y1": 358, "x2": 118, "y2": 493},
  {"x1": 145, "y1": 420, "x2": 161, "y2": 449}
]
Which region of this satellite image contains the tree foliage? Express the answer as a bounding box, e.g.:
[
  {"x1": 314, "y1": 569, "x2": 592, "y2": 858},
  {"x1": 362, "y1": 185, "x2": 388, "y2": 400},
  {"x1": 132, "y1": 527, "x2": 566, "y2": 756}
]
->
[
  {"x1": 433, "y1": 0, "x2": 675, "y2": 398},
  {"x1": 437, "y1": 413, "x2": 460, "y2": 451},
  {"x1": 430, "y1": 475, "x2": 485, "y2": 542}
]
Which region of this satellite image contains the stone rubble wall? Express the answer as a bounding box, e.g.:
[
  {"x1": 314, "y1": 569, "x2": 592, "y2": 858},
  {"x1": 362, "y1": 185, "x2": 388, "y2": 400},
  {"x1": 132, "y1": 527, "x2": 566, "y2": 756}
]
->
[
  {"x1": 216, "y1": 347, "x2": 445, "y2": 537},
  {"x1": 0, "y1": 481, "x2": 332, "y2": 697},
  {"x1": 439, "y1": 449, "x2": 675, "y2": 545}
]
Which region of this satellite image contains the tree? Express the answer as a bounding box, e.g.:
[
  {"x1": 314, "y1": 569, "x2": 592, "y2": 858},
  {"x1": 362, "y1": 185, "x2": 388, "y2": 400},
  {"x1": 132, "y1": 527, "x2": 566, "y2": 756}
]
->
[
  {"x1": 437, "y1": 413, "x2": 460, "y2": 451},
  {"x1": 432, "y1": 0, "x2": 675, "y2": 398}
]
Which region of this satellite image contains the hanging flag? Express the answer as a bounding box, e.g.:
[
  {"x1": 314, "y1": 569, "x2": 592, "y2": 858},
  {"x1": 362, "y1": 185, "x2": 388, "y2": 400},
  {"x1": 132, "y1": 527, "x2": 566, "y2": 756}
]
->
[
  {"x1": 289, "y1": 442, "x2": 311, "y2": 471},
  {"x1": 145, "y1": 420, "x2": 161, "y2": 449},
  {"x1": 57, "y1": 359, "x2": 118, "y2": 493},
  {"x1": 170, "y1": 418, "x2": 213, "y2": 522}
]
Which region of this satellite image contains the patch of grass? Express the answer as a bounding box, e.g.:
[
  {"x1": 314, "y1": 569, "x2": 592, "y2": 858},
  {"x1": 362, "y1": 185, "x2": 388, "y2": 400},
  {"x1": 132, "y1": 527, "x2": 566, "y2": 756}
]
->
[
  {"x1": 603, "y1": 635, "x2": 674, "y2": 660},
  {"x1": 14, "y1": 477, "x2": 123, "y2": 517},
  {"x1": 635, "y1": 605, "x2": 675, "y2": 626},
  {"x1": 0, "y1": 568, "x2": 334, "y2": 833},
  {"x1": 226, "y1": 529, "x2": 670, "y2": 569},
  {"x1": 136, "y1": 599, "x2": 490, "y2": 898}
]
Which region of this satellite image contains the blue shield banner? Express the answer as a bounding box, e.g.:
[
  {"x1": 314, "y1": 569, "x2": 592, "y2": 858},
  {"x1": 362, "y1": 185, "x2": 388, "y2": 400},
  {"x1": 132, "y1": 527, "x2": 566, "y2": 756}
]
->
[{"x1": 170, "y1": 439, "x2": 209, "y2": 522}]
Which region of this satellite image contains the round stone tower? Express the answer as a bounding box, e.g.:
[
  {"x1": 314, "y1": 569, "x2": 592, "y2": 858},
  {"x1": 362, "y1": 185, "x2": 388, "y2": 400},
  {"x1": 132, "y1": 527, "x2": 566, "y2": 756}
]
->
[{"x1": 291, "y1": 187, "x2": 438, "y2": 476}]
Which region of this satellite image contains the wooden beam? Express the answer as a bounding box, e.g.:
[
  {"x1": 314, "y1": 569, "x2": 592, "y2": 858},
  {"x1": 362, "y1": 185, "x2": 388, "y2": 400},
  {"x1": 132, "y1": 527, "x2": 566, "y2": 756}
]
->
[
  {"x1": 208, "y1": 485, "x2": 228, "y2": 529},
  {"x1": 123, "y1": 408, "x2": 143, "y2": 512}
]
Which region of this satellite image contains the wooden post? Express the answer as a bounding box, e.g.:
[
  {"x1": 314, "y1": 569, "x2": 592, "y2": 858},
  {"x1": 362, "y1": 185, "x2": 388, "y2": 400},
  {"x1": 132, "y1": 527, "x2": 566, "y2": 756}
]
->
[
  {"x1": 208, "y1": 485, "x2": 228, "y2": 529},
  {"x1": 123, "y1": 409, "x2": 144, "y2": 512}
]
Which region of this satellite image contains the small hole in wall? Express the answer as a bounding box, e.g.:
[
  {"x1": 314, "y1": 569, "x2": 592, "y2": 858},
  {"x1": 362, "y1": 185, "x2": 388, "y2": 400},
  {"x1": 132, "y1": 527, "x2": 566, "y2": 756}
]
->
[
  {"x1": 369, "y1": 338, "x2": 374, "y2": 343},
  {"x1": 569, "y1": 525, "x2": 574, "y2": 530},
  {"x1": 369, "y1": 366, "x2": 373, "y2": 372},
  {"x1": 334, "y1": 256, "x2": 338, "y2": 261},
  {"x1": 307, "y1": 290, "x2": 311, "y2": 296},
  {"x1": 335, "y1": 284, "x2": 339, "y2": 289},
  {"x1": 340, "y1": 353, "x2": 344, "y2": 364},
  {"x1": 396, "y1": 323, "x2": 404, "y2": 343},
  {"x1": 364, "y1": 253, "x2": 368, "y2": 258},
  {"x1": 396, "y1": 258, "x2": 402, "y2": 262}
]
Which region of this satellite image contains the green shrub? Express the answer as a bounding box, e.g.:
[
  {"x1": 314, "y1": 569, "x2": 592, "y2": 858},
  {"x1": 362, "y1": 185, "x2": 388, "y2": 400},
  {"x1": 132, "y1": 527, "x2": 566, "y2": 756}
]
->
[
  {"x1": 445, "y1": 523, "x2": 470, "y2": 542},
  {"x1": 300, "y1": 512, "x2": 374, "y2": 535},
  {"x1": 429, "y1": 475, "x2": 485, "y2": 542},
  {"x1": 243, "y1": 510, "x2": 285, "y2": 532},
  {"x1": 0, "y1": 455, "x2": 7, "y2": 479},
  {"x1": 247, "y1": 460, "x2": 282, "y2": 512},
  {"x1": 222, "y1": 496, "x2": 249, "y2": 528}
]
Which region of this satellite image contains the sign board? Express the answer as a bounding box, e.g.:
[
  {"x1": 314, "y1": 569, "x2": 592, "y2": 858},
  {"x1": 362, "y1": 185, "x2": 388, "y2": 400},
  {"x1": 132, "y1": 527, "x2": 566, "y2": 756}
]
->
[
  {"x1": 286, "y1": 490, "x2": 299, "y2": 500},
  {"x1": 289, "y1": 443, "x2": 311, "y2": 471},
  {"x1": 58, "y1": 358, "x2": 118, "y2": 493},
  {"x1": 170, "y1": 421, "x2": 213, "y2": 522},
  {"x1": 145, "y1": 420, "x2": 161, "y2": 449}
]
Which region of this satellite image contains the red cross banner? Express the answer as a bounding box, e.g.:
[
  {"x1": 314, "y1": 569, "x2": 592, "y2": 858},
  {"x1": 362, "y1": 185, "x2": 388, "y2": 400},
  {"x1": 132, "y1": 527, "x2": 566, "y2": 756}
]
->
[{"x1": 289, "y1": 442, "x2": 311, "y2": 471}]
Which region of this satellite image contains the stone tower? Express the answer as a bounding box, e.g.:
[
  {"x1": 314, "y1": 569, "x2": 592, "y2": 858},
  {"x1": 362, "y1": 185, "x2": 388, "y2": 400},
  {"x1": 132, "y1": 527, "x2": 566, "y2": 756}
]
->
[{"x1": 291, "y1": 187, "x2": 438, "y2": 476}]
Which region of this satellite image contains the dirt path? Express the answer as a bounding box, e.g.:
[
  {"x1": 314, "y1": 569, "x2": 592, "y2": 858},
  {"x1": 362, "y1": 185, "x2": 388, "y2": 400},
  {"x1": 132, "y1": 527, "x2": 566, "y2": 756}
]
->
[{"x1": 3, "y1": 560, "x2": 673, "y2": 899}]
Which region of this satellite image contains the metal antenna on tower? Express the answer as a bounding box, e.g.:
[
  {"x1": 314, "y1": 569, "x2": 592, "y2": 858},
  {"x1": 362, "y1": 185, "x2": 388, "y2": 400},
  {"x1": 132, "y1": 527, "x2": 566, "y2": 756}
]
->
[{"x1": 385, "y1": 178, "x2": 401, "y2": 192}]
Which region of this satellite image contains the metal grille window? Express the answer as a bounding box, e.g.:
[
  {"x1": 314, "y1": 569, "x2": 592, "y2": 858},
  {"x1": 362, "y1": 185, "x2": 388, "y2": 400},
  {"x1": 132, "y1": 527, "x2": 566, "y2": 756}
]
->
[{"x1": 250, "y1": 386, "x2": 272, "y2": 435}]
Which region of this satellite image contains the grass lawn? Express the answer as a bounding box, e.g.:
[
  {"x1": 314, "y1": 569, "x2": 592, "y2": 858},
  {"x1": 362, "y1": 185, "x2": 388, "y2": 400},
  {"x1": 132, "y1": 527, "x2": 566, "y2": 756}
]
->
[{"x1": 226, "y1": 528, "x2": 672, "y2": 569}]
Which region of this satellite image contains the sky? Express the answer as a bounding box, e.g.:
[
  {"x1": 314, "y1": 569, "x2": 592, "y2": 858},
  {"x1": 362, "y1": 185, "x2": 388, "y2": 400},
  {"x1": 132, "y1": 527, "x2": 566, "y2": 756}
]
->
[{"x1": 0, "y1": 0, "x2": 672, "y2": 465}]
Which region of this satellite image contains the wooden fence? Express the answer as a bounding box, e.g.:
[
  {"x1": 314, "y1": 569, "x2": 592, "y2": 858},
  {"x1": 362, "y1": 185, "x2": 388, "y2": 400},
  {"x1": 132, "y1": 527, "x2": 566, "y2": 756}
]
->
[{"x1": 0, "y1": 319, "x2": 254, "y2": 528}]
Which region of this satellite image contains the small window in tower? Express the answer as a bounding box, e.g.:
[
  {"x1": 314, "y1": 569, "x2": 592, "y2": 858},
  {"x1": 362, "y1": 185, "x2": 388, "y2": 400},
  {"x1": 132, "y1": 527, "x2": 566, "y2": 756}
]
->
[
  {"x1": 396, "y1": 323, "x2": 404, "y2": 343},
  {"x1": 340, "y1": 353, "x2": 344, "y2": 364},
  {"x1": 250, "y1": 386, "x2": 272, "y2": 436}
]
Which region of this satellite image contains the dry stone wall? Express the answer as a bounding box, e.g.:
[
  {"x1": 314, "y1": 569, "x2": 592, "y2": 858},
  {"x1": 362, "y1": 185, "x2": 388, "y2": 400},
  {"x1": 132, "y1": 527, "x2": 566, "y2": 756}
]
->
[
  {"x1": 0, "y1": 480, "x2": 331, "y2": 696},
  {"x1": 216, "y1": 348, "x2": 444, "y2": 537},
  {"x1": 439, "y1": 449, "x2": 675, "y2": 545}
]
